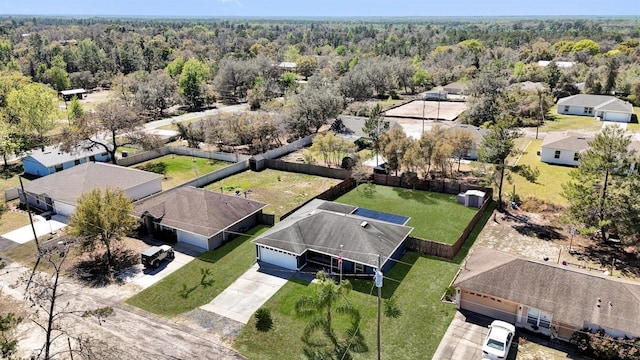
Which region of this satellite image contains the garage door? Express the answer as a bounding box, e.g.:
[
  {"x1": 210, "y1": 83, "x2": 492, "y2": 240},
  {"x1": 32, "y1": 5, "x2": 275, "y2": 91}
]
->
[
  {"x1": 177, "y1": 230, "x2": 209, "y2": 250},
  {"x1": 258, "y1": 247, "x2": 298, "y2": 270},
  {"x1": 603, "y1": 112, "x2": 630, "y2": 122},
  {"x1": 460, "y1": 289, "x2": 517, "y2": 323}
]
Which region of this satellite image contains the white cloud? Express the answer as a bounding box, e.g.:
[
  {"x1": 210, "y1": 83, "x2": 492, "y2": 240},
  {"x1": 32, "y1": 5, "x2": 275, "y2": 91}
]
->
[{"x1": 218, "y1": 0, "x2": 243, "y2": 7}]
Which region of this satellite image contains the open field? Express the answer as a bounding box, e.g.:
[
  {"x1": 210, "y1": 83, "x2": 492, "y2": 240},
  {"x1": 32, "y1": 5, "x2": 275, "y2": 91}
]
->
[
  {"x1": 335, "y1": 184, "x2": 478, "y2": 243},
  {"x1": 234, "y1": 203, "x2": 494, "y2": 360},
  {"x1": 126, "y1": 226, "x2": 268, "y2": 316},
  {"x1": 132, "y1": 154, "x2": 230, "y2": 190},
  {"x1": 511, "y1": 139, "x2": 573, "y2": 206},
  {"x1": 385, "y1": 99, "x2": 467, "y2": 121},
  {"x1": 204, "y1": 169, "x2": 342, "y2": 219}
]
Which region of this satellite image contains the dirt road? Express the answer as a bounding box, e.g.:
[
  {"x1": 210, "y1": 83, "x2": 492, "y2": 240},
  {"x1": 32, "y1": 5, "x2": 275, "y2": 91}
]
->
[{"x1": 0, "y1": 262, "x2": 244, "y2": 360}]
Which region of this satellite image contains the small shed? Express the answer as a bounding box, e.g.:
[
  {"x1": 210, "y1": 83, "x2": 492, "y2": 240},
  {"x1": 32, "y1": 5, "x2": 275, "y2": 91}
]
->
[
  {"x1": 457, "y1": 189, "x2": 486, "y2": 208},
  {"x1": 60, "y1": 88, "x2": 87, "y2": 101},
  {"x1": 249, "y1": 155, "x2": 266, "y2": 171}
]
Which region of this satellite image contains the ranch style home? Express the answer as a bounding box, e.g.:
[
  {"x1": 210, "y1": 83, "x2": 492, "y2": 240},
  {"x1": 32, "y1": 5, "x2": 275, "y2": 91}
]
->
[
  {"x1": 252, "y1": 199, "x2": 413, "y2": 276},
  {"x1": 22, "y1": 144, "x2": 112, "y2": 177},
  {"x1": 557, "y1": 94, "x2": 634, "y2": 123},
  {"x1": 540, "y1": 132, "x2": 591, "y2": 166},
  {"x1": 19, "y1": 162, "x2": 162, "y2": 217},
  {"x1": 454, "y1": 247, "x2": 640, "y2": 341},
  {"x1": 134, "y1": 186, "x2": 267, "y2": 251}
]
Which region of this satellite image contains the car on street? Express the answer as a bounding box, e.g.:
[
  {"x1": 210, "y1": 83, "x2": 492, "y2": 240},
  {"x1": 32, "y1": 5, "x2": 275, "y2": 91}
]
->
[{"x1": 482, "y1": 320, "x2": 515, "y2": 359}]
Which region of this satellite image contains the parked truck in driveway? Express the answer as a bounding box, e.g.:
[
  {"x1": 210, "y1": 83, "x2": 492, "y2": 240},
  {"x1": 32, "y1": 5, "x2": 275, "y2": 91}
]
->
[{"x1": 141, "y1": 245, "x2": 174, "y2": 268}]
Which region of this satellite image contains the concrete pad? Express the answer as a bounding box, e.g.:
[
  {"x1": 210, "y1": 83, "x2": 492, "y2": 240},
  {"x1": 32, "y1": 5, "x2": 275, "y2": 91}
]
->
[
  {"x1": 200, "y1": 263, "x2": 292, "y2": 324},
  {"x1": 432, "y1": 310, "x2": 490, "y2": 360},
  {"x1": 1, "y1": 218, "x2": 67, "y2": 244},
  {"x1": 128, "y1": 250, "x2": 194, "y2": 289},
  {"x1": 601, "y1": 121, "x2": 627, "y2": 130}
]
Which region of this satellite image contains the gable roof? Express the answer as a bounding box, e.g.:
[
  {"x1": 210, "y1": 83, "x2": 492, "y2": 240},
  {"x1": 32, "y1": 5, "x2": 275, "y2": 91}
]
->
[
  {"x1": 507, "y1": 81, "x2": 548, "y2": 92},
  {"x1": 253, "y1": 200, "x2": 412, "y2": 268},
  {"x1": 23, "y1": 144, "x2": 110, "y2": 168},
  {"x1": 448, "y1": 124, "x2": 488, "y2": 147},
  {"x1": 23, "y1": 162, "x2": 161, "y2": 206},
  {"x1": 133, "y1": 186, "x2": 267, "y2": 238},
  {"x1": 456, "y1": 247, "x2": 640, "y2": 336},
  {"x1": 557, "y1": 95, "x2": 633, "y2": 114},
  {"x1": 541, "y1": 132, "x2": 592, "y2": 152},
  {"x1": 443, "y1": 82, "x2": 468, "y2": 92}
]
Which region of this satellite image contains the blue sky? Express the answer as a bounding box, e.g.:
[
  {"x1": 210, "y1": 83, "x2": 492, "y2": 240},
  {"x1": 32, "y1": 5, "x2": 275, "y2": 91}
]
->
[{"x1": 0, "y1": 0, "x2": 638, "y2": 17}]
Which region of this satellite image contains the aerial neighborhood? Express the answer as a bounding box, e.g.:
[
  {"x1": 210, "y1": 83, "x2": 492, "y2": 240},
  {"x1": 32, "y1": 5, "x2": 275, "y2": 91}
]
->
[{"x1": 0, "y1": 8, "x2": 639, "y2": 360}]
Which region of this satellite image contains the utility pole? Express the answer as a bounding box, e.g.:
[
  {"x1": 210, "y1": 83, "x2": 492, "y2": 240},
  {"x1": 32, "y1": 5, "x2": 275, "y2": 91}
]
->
[
  {"x1": 375, "y1": 255, "x2": 383, "y2": 360},
  {"x1": 339, "y1": 244, "x2": 343, "y2": 282},
  {"x1": 18, "y1": 174, "x2": 41, "y2": 251}
]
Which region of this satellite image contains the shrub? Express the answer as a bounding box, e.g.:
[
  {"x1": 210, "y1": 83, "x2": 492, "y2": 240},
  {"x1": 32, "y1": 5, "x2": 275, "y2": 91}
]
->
[
  {"x1": 255, "y1": 308, "x2": 273, "y2": 332},
  {"x1": 137, "y1": 162, "x2": 167, "y2": 175}
]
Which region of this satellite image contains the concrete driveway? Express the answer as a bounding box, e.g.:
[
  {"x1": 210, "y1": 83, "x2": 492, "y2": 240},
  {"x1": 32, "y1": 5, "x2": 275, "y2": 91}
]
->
[
  {"x1": 1, "y1": 214, "x2": 68, "y2": 244},
  {"x1": 128, "y1": 243, "x2": 203, "y2": 289},
  {"x1": 200, "y1": 262, "x2": 292, "y2": 324},
  {"x1": 432, "y1": 310, "x2": 493, "y2": 360}
]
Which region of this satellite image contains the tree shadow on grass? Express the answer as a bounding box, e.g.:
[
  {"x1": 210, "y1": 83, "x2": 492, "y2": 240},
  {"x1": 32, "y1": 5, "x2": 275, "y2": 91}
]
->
[
  {"x1": 72, "y1": 247, "x2": 140, "y2": 287},
  {"x1": 391, "y1": 187, "x2": 439, "y2": 204},
  {"x1": 197, "y1": 225, "x2": 269, "y2": 264},
  {"x1": 350, "y1": 252, "x2": 418, "y2": 299}
]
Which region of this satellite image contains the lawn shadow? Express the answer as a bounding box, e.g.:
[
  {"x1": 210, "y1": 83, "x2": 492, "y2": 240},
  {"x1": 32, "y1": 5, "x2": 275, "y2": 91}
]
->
[
  {"x1": 512, "y1": 223, "x2": 565, "y2": 241},
  {"x1": 579, "y1": 242, "x2": 640, "y2": 277},
  {"x1": 391, "y1": 187, "x2": 439, "y2": 204},
  {"x1": 197, "y1": 225, "x2": 269, "y2": 264}
]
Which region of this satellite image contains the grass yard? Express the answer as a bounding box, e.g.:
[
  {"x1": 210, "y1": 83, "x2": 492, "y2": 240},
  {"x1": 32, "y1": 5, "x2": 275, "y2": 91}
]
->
[
  {"x1": 204, "y1": 169, "x2": 341, "y2": 220},
  {"x1": 234, "y1": 202, "x2": 495, "y2": 360},
  {"x1": 540, "y1": 105, "x2": 603, "y2": 132},
  {"x1": 132, "y1": 155, "x2": 230, "y2": 190},
  {"x1": 0, "y1": 211, "x2": 31, "y2": 235},
  {"x1": 334, "y1": 184, "x2": 477, "y2": 243},
  {"x1": 511, "y1": 138, "x2": 573, "y2": 206},
  {"x1": 126, "y1": 226, "x2": 268, "y2": 316}
]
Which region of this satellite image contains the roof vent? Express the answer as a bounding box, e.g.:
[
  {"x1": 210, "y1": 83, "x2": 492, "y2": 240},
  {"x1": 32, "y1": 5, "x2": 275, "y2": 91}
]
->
[{"x1": 360, "y1": 221, "x2": 368, "y2": 228}]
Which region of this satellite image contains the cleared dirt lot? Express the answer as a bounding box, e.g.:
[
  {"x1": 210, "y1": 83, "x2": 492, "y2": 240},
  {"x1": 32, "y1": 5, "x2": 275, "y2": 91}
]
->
[{"x1": 385, "y1": 99, "x2": 467, "y2": 121}]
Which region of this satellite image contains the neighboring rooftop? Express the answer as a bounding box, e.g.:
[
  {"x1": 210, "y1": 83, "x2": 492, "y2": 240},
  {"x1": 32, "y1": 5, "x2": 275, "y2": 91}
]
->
[
  {"x1": 557, "y1": 94, "x2": 633, "y2": 113},
  {"x1": 507, "y1": 81, "x2": 548, "y2": 92},
  {"x1": 23, "y1": 162, "x2": 161, "y2": 206},
  {"x1": 133, "y1": 186, "x2": 267, "y2": 237},
  {"x1": 23, "y1": 144, "x2": 110, "y2": 168},
  {"x1": 448, "y1": 124, "x2": 488, "y2": 145},
  {"x1": 455, "y1": 247, "x2": 640, "y2": 337},
  {"x1": 541, "y1": 132, "x2": 593, "y2": 152},
  {"x1": 537, "y1": 60, "x2": 576, "y2": 68}
]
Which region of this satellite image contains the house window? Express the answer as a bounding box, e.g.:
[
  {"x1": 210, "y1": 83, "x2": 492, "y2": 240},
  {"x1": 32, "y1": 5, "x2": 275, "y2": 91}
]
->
[
  {"x1": 563, "y1": 106, "x2": 569, "y2": 112},
  {"x1": 573, "y1": 153, "x2": 579, "y2": 161},
  {"x1": 554, "y1": 150, "x2": 561, "y2": 159},
  {"x1": 54, "y1": 164, "x2": 63, "y2": 172},
  {"x1": 355, "y1": 263, "x2": 364, "y2": 273},
  {"x1": 74, "y1": 159, "x2": 81, "y2": 165},
  {"x1": 89, "y1": 155, "x2": 96, "y2": 161},
  {"x1": 527, "y1": 307, "x2": 552, "y2": 329},
  {"x1": 583, "y1": 107, "x2": 593, "y2": 115}
]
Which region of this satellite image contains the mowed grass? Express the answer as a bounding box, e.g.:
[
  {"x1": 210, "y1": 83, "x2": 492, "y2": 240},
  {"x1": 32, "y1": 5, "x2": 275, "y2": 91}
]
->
[
  {"x1": 335, "y1": 184, "x2": 477, "y2": 244},
  {"x1": 540, "y1": 105, "x2": 603, "y2": 132},
  {"x1": 126, "y1": 226, "x2": 268, "y2": 316},
  {"x1": 132, "y1": 155, "x2": 230, "y2": 190},
  {"x1": 0, "y1": 211, "x2": 31, "y2": 235},
  {"x1": 204, "y1": 169, "x2": 341, "y2": 220},
  {"x1": 234, "y1": 202, "x2": 495, "y2": 360},
  {"x1": 511, "y1": 138, "x2": 573, "y2": 206}
]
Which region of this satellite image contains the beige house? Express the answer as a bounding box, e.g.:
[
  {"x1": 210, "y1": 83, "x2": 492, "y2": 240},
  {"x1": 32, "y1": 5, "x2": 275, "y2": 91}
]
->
[{"x1": 454, "y1": 247, "x2": 640, "y2": 341}]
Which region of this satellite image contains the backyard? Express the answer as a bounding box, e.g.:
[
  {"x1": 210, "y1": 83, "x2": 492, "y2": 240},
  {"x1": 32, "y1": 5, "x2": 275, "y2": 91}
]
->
[
  {"x1": 334, "y1": 184, "x2": 478, "y2": 243},
  {"x1": 233, "y1": 203, "x2": 494, "y2": 360},
  {"x1": 132, "y1": 155, "x2": 230, "y2": 190},
  {"x1": 204, "y1": 169, "x2": 342, "y2": 220},
  {"x1": 540, "y1": 105, "x2": 604, "y2": 132}
]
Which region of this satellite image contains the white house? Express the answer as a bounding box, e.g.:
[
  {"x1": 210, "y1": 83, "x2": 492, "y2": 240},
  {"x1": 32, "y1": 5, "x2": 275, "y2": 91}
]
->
[
  {"x1": 22, "y1": 144, "x2": 112, "y2": 177},
  {"x1": 557, "y1": 94, "x2": 633, "y2": 123},
  {"x1": 537, "y1": 60, "x2": 576, "y2": 68},
  {"x1": 540, "y1": 132, "x2": 592, "y2": 166},
  {"x1": 134, "y1": 186, "x2": 267, "y2": 250},
  {"x1": 19, "y1": 162, "x2": 162, "y2": 216},
  {"x1": 448, "y1": 124, "x2": 488, "y2": 160}
]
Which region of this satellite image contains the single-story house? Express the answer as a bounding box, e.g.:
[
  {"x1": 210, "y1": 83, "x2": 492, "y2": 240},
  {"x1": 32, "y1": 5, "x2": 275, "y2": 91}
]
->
[
  {"x1": 506, "y1": 81, "x2": 548, "y2": 92},
  {"x1": 540, "y1": 132, "x2": 592, "y2": 166},
  {"x1": 557, "y1": 94, "x2": 633, "y2": 123},
  {"x1": 133, "y1": 186, "x2": 267, "y2": 250},
  {"x1": 537, "y1": 60, "x2": 576, "y2": 69},
  {"x1": 22, "y1": 144, "x2": 112, "y2": 177},
  {"x1": 252, "y1": 199, "x2": 413, "y2": 275},
  {"x1": 443, "y1": 82, "x2": 468, "y2": 95},
  {"x1": 448, "y1": 124, "x2": 488, "y2": 160},
  {"x1": 454, "y1": 247, "x2": 640, "y2": 341},
  {"x1": 19, "y1": 162, "x2": 162, "y2": 216},
  {"x1": 60, "y1": 88, "x2": 87, "y2": 101},
  {"x1": 277, "y1": 62, "x2": 297, "y2": 72}
]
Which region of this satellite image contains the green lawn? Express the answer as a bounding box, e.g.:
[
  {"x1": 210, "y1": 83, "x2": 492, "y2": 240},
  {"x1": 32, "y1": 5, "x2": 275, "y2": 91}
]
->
[
  {"x1": 234, "y1": 203, "x2": 495, "y2": 360},
  {"x1": 334, "y1": 184, "x2": 477, "y2": 244},
  {"x1": 540, "y1": 105, "x2": 603, "y2": 132},
  {"x1": 511, "y1": 138, "x2": 573, "y2": 206},
  {"x1": 126, "y1": 226, "x2": 268, "y2": 316},
  {"x1": 132, "y1": 155, "x2": 230, "y2": 190},
  {"x1": 204, "y1": 169, "x2": 341, "y2": 220}
]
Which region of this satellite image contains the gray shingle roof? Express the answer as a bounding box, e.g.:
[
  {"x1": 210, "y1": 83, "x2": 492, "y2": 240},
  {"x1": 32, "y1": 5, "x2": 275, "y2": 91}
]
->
[
  {"x1": 23, "y1": 162, "x2": 161, "y2": 206},
  {"x1": 557, "y1": 95, "x2": 633, "y2": 113},
  {"x1": 23, "y1": 144, "x2": 110, "y2": 168},
  {"x1": 455, "y1": 247, "x2": 640, "y2": 337},
  {"x1": 541, "y1": 132, "x2": 592, "y2": 152},
  {"x1": 253, "y1": 200, "x2": 412, "y2": 268},
  {"x1": 133, "y1": 186, "x2": 266, "y2": 237},
  {"x1": 448, "y1": 124, "x2": 488, "y2": 147}
]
